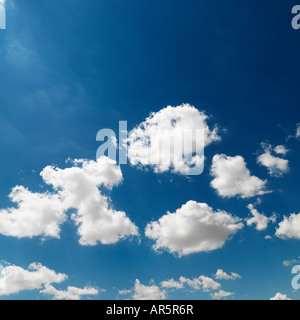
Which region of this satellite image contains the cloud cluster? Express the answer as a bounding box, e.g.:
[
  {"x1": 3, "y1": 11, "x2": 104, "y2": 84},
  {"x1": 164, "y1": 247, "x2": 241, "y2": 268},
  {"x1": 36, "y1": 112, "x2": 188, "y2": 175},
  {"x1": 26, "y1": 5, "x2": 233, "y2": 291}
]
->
[
  {"x1": 0, "y1": 262, "x2": 98, "y2": 300},
  {"x1": 211, "y1": 154, "x2": 269, "y2": 198},
  {"x1": 296, "y1": 124, "x2": 300, "y2": 140},
  {"x1": 145, "y1": 201, "x2": 243, "y2": 256},
  {"x1": 0, "y1": 262, "x2": 66, "y2": 296},
  {"x1": 127, "y1": 104, "x2": 220, "y2": 174},
  {"x1": 246, "y1": 204, "x2": 276, "y2": 231},
  {"x1": 0, "y1": 157, "x2": 139, "y2": 245},
  {"x1": 119, "y1": 270, "x2": 239, "y2": 300}
]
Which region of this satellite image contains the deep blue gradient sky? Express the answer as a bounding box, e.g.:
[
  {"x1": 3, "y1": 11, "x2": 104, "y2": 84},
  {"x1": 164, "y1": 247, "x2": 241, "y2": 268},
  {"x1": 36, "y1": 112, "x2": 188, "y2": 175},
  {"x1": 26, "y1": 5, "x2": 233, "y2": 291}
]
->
[{"x1": 0, "y1": 0, "x2": 300, "y2": 300}]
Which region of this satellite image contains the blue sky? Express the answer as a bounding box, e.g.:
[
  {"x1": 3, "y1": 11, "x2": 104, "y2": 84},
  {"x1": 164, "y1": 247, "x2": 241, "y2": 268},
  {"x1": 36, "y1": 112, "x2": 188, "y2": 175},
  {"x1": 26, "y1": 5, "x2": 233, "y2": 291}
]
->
[{"x1": 0, "y1": 0, "x2": 300, "y2": 300}]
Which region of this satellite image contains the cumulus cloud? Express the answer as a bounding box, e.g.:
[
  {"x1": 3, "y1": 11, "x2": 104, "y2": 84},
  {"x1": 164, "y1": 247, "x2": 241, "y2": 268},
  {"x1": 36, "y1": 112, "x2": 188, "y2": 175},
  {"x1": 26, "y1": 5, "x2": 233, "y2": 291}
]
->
[
  {"x1": 132, "y1": 280, "x2": 166, "y2": 300},
  {"x1": 0, "y1": 157, "x2": 138, "y2": 245},
  {"x1": 257, "y1": 144, "x2": 289, "y2": 177},
  {"x1": 211, "y1": 290, "x2": 234, "y2": 300},
  {"x1": 41, "y1": 284, "x2": 98, "y2": 300},
  {"x1": 0, "y1": 263, "x2": 67, "y2": 296},
  {"x1": 245, "y1": 204, "x2": 277, "y2": 231},
  {"x1": 275, "y1": 212, "x2": 300, "y2": 240},
  {"x1": 210, "y1": 154, "x2": 269, "y2": 198},
  {"x1": 41, "y1": 157, "x2": 139, "y2": 245},
  {"x1": 127, "y1": 104, "x2": 220, "y2": 175},
  {"x1": 0, "y1": 186, "x2": 66, "y2": 239},
  {"x1": 270, "y1": 293, "x2": 292, "y2": 300},
  {"x1": 145, "y1": 201, "x2": 243, "y2": 256},
  {"x1": 214, "y1": 269, "x2": 241, "y2": 280}
]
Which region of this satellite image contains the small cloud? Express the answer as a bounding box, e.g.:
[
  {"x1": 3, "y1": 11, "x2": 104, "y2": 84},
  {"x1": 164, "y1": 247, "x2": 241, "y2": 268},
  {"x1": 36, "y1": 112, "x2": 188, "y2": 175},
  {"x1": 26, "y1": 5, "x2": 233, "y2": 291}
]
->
[
  {"x1": 245, "y1": 204, "x2": 277, "y2": 231},
  {"x1": 211, "y1": 154, "x2": 269, "y2": 198},
  {"x1": 270, "y1": 293, "x2": 292, "y2": 300},
  {"x1": 257, "y1": 143, "x2": 289, "y2": 178},
  {"x1": 214, "y1": 269, "x2": 241, "y2": 280},
  {"x1": 211, "y1": 290, "x2": 234, "y2": 300}
]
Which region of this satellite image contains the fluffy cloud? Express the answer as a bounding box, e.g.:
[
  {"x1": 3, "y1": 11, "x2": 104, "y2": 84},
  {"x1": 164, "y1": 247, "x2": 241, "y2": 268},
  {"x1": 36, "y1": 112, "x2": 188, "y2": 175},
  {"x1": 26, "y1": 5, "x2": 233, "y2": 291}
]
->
[
  {"x1": 0, "y1": 157, "x2": 138, "y2": 245},
  {"x1": 214, "y1": 269, "x2": 241, "y2": 280},
  {"x1": 41, "y1": 284, "x2": 98, "y2": 300},
  {"x1": 210, "y1": 154, "x2": 269, "y2": 198},
  {"x1": 211, "y1": 290, "x2": 234, "y2": 300},
  {"x1": 257, "y1": 144, "x2": 289, "y2": 177},
  {"x1": 132, "y1": 280, "x2": 166, "y2": 300},
  {"x1": 0, "y1": 263, "x2": 67, "y2": 296},
  {"x1": 127, "y1": 104, "x2": 220, "y2": 175},
  {"x1": 0, "y1": 186, "x2": 66, "y2": 239},
  {"x1": 270, "y1": 293, "x2": 291, "y2": 300},
  {"x1": 245, "y1": 204, "x2": 277, "y2": 231},
  {"x1": 41, "y1": 157, "x2": 139, "y2": 245},
  {"x1": 145, "y1": 201, "x2": 243, "y2": 256},
  {"x1": 275, "y1": 212, "x2": 300, "y2": 240}
]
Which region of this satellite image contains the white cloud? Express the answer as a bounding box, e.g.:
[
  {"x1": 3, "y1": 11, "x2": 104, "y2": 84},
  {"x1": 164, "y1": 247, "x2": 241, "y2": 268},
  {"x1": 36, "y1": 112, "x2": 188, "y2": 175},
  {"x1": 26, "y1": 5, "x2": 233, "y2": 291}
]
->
[
  {"x1": 270, "y1": 293, "x2": 292, "y2": 300},
  {"x1": 179, "y1": 276, "x2": 221, "y2": 292},
  {"x1": 0, "y1": 186, "x2": 66, "y2": 239},
  {"x1": 0, "y1": 157, "x2": 138, "y2": 245},
  {"x1": 119, "y1": 271, "x2": 241, "y2": 300},
  {"x1": 245, "y1": 204, "x2": 276, "y2": 231},
  {"x1": 211, "y1": 154, "x2": 269, "y2": 198},
  {"x1": 275, "y1": 212, "x2": 300, "y2": 240},
  {"x1": 145, "y1": 201, "x2": 243, "y2": 256},
  {"x1": 160, "y1": 279, "x2": 184, "y2": 289},
  {"x1": 283, "y1": 258, "x2": 300, "y2": 267},
  {"x1": 41, "y1": 284, "x2": 98, "y2": 300},
  {"x1": 211, "y1": 290, "x2": 234, "y2": 300},
  {"x1": 214, "y1": 269, "x2": 241, "y2": 280},
  {"x1": 296, "y1": 124, "x2": 300, "y2": 140},
  {"x1": 0, "y1": 263, "x2": 67, "y2": 296},
  {"x1": 127, "y1": 104, "x2": 220, "y2": 174},
  {"x1": 118, "y1": 289, "x2": 132, "y2": 295},
  {"x1": 257, "y1": 147, "x2": 289, "y2": 177},
  {"x1": 274, "y1": 145, "x2": 288, "y2": 156},
  {"x1": 41, "y1": 157, "x2": 139, "y2": 245},
  {"x1": 132, "y1": 280, "x2": 166, "y2": 300}
]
